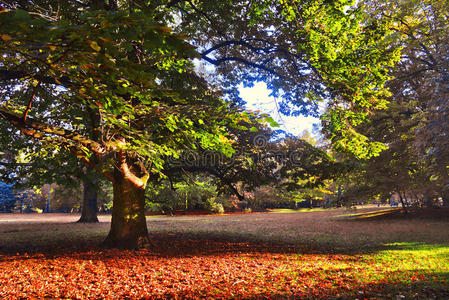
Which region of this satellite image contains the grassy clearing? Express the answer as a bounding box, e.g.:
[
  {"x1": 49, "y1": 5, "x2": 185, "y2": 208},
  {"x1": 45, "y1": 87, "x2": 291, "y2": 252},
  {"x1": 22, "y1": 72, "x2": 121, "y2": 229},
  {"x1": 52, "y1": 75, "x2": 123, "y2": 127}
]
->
[{"x1": 0, "y1": 208, "x2": 448, "y2": 298}]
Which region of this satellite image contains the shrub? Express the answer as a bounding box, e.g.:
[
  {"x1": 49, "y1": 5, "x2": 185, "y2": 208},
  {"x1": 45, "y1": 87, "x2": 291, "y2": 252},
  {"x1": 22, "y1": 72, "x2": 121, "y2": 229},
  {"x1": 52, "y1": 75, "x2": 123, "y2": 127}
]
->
[
  {"x1": 146, "y1": 202, "x2": 164, "y2": 214},
  {"x1": 208, "y1": 202, "x2": 224, "y2": 214}
]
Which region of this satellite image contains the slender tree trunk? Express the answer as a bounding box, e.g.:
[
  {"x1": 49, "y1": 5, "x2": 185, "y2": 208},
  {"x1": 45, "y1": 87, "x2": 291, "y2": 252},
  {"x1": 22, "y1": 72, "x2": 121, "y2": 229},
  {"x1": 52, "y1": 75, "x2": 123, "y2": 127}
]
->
[
  {"x1": 78, "y1": 106, "x2": 101, "y2": 223},
  {"x1": 412, "y1": 192, "x2": 421, "y2": 207},
  {"x1": 336, "y1": 185, "x2": 342, "y2": 207},
  {"x1": 78, "y1": 169, "x2": 99, "y2": 223},
  {"x1": 103, "y1": 164, "x2": 150, "y2": 249},
  {"x1": 398, "y1": 191, "x2": 408, "y2": 214}
]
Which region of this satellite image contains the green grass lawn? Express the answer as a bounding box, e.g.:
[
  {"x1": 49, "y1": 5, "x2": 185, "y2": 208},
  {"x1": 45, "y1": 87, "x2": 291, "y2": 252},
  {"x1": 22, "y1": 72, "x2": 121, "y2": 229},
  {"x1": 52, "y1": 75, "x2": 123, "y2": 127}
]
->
[{"x1": 0, "y1": 208, "x2": 448, "y2": 298}]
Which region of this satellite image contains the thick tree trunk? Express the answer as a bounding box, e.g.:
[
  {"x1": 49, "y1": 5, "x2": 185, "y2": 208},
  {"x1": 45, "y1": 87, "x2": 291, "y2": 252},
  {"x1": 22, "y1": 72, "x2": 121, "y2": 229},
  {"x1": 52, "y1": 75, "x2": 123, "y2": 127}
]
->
[
  {"x1": 78, "y1": 171, "x2": 99, "y2": 223},
  {"x1": 103, "y1": 167, "x2": 150, "y2": 249}
]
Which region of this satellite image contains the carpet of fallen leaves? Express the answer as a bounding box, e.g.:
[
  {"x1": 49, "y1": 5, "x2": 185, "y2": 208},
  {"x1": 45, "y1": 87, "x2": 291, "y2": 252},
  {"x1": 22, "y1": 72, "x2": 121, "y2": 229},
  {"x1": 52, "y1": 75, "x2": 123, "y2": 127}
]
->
[{"x1": 1, "y1": 209, "x2": 449, "y2": 299}]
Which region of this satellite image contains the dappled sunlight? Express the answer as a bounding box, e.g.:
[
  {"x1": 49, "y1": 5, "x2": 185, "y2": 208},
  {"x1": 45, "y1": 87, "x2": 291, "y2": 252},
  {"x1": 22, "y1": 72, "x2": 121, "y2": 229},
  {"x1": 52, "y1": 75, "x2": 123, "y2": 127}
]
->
[
  {"x1": 376, "y1": 242, "x2": 449, "y2": 272},
  {"x1": 336, "y1": 208, "x2": 401, "y2": 219}
]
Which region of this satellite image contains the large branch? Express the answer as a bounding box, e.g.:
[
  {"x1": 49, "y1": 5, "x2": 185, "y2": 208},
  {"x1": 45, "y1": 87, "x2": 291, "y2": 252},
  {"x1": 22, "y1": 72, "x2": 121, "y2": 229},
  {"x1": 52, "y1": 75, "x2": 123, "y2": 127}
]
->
[
  {"x1": 202, "y1": 39, "x2": 285, "y2": 57},
  {"x1": 116, "y1": 150, "x2": 149, "y2": 189},
  {"x1": 0, "y1": 162, "x2": 33, "y2": 167},
  {"x1": 201, "y1": 39, "x2": 324, "y2": 82},
  {"x1": 202, "y1": 55, "x2": 281, "y2": 77},
  {"x1": 166, "y1": 0, "x2": 184, "y2": 8},
  {"x1": 201, "y1": 39, "x2": 291, "y2": 76},
  {"x1": 0, "y1": 106, "x2": 116, "y2": 182},
  {"x1": 0, "y1": 69, "x2": 73, "y2": 87},
  {"x1": 0, "y1": 106, "x2": 104, "y2": 155}
]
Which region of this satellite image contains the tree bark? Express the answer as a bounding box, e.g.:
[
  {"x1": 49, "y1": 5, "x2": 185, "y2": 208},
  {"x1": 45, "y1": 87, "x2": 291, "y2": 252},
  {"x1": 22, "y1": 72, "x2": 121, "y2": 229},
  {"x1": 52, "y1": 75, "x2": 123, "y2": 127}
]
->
[
  {"x1": 336, "y1": 185, "x2": 343, "y2": 207},
  {"x1": 423, "y1": 195, "x2": 433, "y2": 208},
  {"x1": 398, "y1": 191, "x2": 408, "y2": 214},
  {"x1": 103, "y1": 161, "x2": 150, "y2": 249},
  {"x1": 78, "y1": 169, "x2": 99, "y2": 223}
]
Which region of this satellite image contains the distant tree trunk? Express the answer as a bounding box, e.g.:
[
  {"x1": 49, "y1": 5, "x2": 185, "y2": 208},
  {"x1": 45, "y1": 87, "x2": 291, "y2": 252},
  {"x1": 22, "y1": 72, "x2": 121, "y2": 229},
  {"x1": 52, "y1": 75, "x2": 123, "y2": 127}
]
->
[
  {"x1": 103, "y1": 154, "x2": 150, "y2": 249},
  {"x1": 78, "y1": 168, "x2": 99, "y2": 223},
  {"x1": 412, "y1": 193, "x2": 421, "y2": 207},
  {"x1": 78, "y1": 105, "x2": 101, "y2": 223},
  {"x1": 442, "y1": 196, "x2": 449, "y2": 207},
  {"x1": 336, "y1": 185, "x2": 342, "y2": 207},
  {"x1": 398, "y1": 191, "x2": 408, "y2": 214},
  {"x1": 423, "y1": 195, "x2": 433, "y2": 207}
]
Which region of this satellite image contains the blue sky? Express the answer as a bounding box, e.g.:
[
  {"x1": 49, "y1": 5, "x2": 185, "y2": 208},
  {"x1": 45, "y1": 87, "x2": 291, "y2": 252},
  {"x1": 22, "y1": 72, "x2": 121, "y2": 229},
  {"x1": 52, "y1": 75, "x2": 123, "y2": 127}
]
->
[{"x1": 239, "y1": 82, "x2": 320, "y2": 136}]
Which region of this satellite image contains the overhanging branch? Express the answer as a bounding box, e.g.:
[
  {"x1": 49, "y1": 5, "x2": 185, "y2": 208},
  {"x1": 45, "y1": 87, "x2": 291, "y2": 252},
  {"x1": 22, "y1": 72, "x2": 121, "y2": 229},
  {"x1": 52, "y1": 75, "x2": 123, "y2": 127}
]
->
[
  {"x1": 0, "y1": 69, "x2": 73, "y2": 87},
  {"x1": 0, "y1": 106, "x2": 116, "y2": 182},
  {"x1": 0, "y1": 106, "x2": 104, "y2": 155},
  {"x1": 202, "y1": 55, "x2": 281, "y2": 77},
  {"x1": 200, "y1": 39, "x2": 323, "y2": 81}
]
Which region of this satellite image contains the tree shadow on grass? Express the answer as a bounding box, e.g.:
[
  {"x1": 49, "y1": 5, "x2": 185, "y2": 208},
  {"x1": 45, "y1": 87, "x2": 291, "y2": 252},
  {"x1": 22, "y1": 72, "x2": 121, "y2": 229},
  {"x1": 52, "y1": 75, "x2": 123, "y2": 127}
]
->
[
  {"x1": 2, "y1": 229, "x2": 449, "y2": 266},
  {"x1": 0, "y1": 230, "x2": 303, "y2": 258},
  {"x1": 1, "y1": 208, "x2": 449, "y2": 258},
  {"x1": 0, "y1": 227, "x2": 405, "y2": 258}
]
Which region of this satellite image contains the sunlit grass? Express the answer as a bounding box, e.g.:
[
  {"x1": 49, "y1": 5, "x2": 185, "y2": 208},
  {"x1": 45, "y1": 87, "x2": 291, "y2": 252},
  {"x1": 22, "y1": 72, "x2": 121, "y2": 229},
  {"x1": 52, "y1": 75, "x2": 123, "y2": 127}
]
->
[
  {"x1": 334, "y1": 208, "x2": 400, "y2": 218},
  {"x1": 376, "y1": 242, "x2": 449, "y2": 273}
]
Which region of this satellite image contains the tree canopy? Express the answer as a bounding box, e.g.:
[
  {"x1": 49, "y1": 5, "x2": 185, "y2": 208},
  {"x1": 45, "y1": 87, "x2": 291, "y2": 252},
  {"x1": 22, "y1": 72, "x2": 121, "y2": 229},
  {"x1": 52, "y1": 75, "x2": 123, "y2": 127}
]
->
[{"x1": 335, "y1": 0, "x2": 449, "y2": 208}]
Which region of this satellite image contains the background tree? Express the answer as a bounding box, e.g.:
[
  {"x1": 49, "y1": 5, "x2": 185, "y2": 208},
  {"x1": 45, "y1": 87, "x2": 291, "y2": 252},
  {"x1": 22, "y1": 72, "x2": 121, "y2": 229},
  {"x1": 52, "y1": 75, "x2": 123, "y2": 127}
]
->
[
  {"x1": 340, "y1": 0, "x2": 449, "y2": 208},
  {"x1": 159, "y1": 123, "x2": 343, "y2": 211},
  {"x1": 0, "y1": 123, "x2": 105, "y2": 221},
  {"x1": 0, "y1": 181, "x2": 21, "y2": 212},
  {"x1": 145, "y1": 175, "x2": 223, "y2": 215}
]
